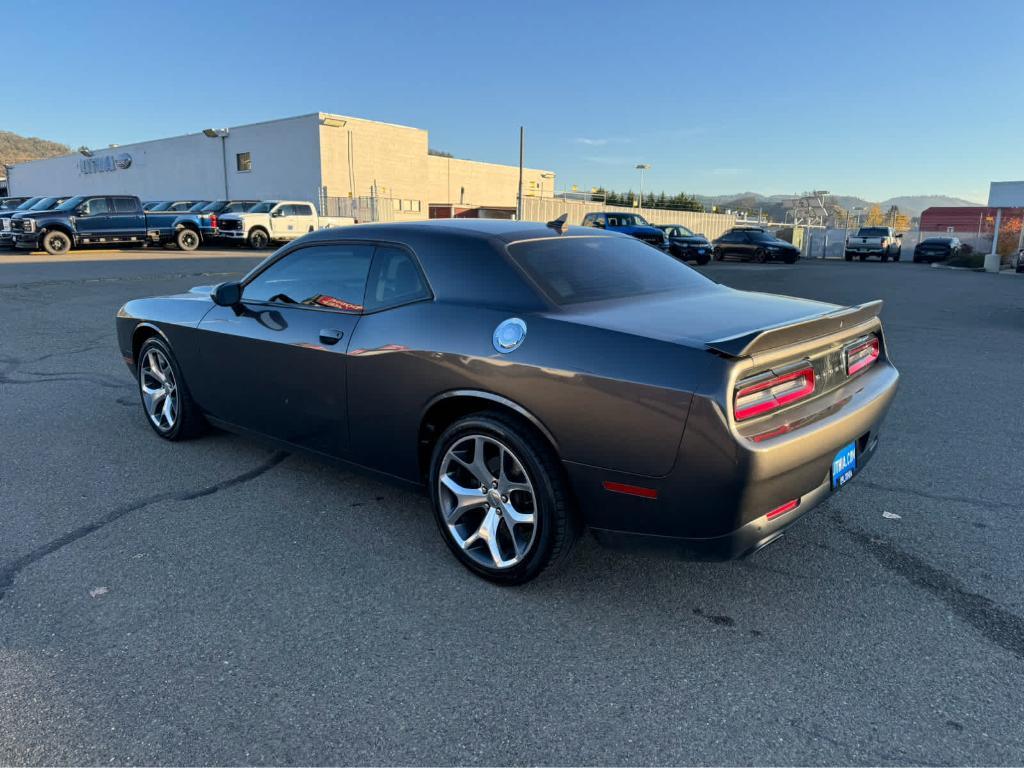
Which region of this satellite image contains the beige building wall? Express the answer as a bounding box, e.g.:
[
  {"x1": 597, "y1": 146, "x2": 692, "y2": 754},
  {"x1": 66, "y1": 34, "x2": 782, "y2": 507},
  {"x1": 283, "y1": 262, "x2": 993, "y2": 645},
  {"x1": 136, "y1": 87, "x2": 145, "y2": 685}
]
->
[
  {"x1": 426, "y1": 155, "x2": 554, "y2": 209},
  {"x1": 318, "y1": 112, "x2": 430, "y2": 220}
]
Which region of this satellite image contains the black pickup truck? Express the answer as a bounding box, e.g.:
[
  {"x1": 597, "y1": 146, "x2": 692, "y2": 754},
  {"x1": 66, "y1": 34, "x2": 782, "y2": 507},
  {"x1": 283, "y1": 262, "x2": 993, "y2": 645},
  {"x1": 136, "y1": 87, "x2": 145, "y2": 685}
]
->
[{"x1": 13, "y1": 195, "x2": 217, "y2": 254}]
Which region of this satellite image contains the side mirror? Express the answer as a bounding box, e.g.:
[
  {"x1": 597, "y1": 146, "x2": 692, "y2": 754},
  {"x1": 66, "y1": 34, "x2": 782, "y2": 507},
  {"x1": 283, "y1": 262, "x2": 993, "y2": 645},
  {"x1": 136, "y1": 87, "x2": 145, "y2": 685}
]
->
[
  {"x1": 212, "y1": 281, "x2": 242, "y2": 307},
  {"x1": 594, "y1": 220, "x2": 605, "y2": 229},
  {"x1": 271, "y1": 210, "x2": 284, "y2": 217},
  {"x1": 75, "y1": 206, "x2": 87, "y2": 216},
  {"x1": 896, "y1": 233, "x2": 904, "y2": 238}
]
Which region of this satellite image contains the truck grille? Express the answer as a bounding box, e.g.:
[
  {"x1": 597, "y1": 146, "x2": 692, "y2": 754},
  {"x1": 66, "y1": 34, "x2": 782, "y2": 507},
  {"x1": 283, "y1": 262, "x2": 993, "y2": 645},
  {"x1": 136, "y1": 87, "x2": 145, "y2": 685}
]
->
[
  {"x1": 0, "y1": 218, "x2": 9, "y2": 231},
  {"x1": 218, "y1": 219, "x2": 241, "y2": 231}
]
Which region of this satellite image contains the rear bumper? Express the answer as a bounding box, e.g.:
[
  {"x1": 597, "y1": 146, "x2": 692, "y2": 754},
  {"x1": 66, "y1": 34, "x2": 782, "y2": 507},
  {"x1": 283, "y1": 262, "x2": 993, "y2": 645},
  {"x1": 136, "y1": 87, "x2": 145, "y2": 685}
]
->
[{"x1": 565, "y1": 361, "x2": 898, "y2": 559}]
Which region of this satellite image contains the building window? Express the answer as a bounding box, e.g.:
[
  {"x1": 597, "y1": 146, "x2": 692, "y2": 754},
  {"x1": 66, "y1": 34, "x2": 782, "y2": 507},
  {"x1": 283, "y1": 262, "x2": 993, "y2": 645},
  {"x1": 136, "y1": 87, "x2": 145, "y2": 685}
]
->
[
  {"x1": 236, "y1": 152, "x2": 252, "y2": 172},
  {"x1": 398, "y1": 199, "x2": 421, "y2": 212}
]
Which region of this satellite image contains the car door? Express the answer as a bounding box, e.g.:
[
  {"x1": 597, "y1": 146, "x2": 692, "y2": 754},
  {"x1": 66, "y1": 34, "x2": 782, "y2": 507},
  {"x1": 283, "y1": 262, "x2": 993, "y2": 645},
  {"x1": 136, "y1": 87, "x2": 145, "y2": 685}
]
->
[
  {"x1": 716, "y1": 231, "x2": 741, "y2": 260},
  {"x1": 194, "y1": 241, "x2": 374, "y2": 457},
  {"x1": 110, "y1": 196, "x2": 145, "y2": 240},
  {"x1": 291, "y1": 203, "x2": 315, "y2": 234},
  {"x1": 270, "y1": 204, "x2": 296, "y2": 239},
  {"x1": 73, "y1": 197, "x2": 116, "y2": 240}
]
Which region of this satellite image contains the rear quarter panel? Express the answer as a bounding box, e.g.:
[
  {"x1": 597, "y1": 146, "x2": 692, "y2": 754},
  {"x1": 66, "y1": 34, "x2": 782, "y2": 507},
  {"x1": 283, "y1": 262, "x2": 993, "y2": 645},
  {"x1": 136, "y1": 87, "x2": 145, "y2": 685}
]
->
[{"x1": 347, "y1": 302, "x2": 704, "y2": 481}]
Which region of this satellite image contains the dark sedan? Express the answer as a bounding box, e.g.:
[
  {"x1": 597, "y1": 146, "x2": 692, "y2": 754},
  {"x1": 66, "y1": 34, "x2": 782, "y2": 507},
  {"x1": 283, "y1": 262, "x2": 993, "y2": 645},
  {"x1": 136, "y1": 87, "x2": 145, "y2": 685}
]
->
[
  {"x1": 657, "y1": 224, "x2": 713, "y2": 265},
  {"x1": 713, "y1": 228, "x2": 801, "y2": 263},
  {"x1": 913, "y1": 236, "x2": 961, "y2": 263},
  {"x1": 116, "y1": 220, "x2": 898, "y2": 584}
]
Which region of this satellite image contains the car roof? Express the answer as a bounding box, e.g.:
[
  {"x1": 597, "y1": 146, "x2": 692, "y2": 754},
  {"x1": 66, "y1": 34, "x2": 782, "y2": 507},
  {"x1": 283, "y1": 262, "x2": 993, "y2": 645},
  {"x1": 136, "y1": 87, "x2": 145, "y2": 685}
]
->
[{"x1": 299, "y1": 217, "x2": 623, "y2": 246}]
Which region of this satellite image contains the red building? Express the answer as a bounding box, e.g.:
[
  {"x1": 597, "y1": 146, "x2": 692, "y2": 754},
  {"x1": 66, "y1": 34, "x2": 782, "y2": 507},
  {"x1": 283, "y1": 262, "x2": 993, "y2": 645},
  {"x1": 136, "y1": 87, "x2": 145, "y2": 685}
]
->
[{"x1": 919, "y1": 206, "x2": 1022, "y2": 236}]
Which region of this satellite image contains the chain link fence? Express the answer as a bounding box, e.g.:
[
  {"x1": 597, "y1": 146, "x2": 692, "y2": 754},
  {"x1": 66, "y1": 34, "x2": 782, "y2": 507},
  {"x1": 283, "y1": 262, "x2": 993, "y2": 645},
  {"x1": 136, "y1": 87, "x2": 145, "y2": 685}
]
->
[{"x1": 521, "y1": 197, "x2": 738, "y2": 240}]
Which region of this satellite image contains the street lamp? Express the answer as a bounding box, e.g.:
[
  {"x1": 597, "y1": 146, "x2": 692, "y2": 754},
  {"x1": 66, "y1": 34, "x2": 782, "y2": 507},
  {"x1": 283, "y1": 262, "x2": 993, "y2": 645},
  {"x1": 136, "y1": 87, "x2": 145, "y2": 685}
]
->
[
  {"x1": 202, "y1": 128, "x2": 230, "y2": 199},
  {"x1": 635, "y1": 163, "x2": 650, "y2": 215}
]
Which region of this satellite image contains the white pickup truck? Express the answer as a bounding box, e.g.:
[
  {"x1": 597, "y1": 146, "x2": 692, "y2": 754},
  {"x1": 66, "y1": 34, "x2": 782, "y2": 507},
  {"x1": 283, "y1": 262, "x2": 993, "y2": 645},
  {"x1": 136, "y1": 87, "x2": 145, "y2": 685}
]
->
[
  {"x1": 845, "y1": 226, "x2": 903, "y2": 262},
  {"x1": 216, "y1": 200, "x2": 355, "y2": 248}
]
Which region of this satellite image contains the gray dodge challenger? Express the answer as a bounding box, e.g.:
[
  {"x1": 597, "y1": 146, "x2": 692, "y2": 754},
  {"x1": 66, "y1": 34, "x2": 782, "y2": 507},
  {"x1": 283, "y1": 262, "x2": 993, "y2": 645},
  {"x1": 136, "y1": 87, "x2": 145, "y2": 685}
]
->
[{"x1": 116, "y1": 219, "x2": 899, "y2": 584}]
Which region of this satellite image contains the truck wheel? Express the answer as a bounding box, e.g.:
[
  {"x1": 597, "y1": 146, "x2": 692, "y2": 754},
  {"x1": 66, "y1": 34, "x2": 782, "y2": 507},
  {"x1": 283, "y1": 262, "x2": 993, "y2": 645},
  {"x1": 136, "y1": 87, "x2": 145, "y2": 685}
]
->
[
  {"x1": 696, "y1": 254, "x2": 710, "y2": 266},
  {"x1": 42, "y1": 230, "x2": 72, "y2": 256},
  {"x1": 881, "y1": 252, "x2": 889, "y2": 262},
  {"x1": 859, "y1": 254, "x2": 867, "y2": 261},
  {"x1": 248, "y1": 228, "x2": 269, "y2": 249},
  {"x1": 844, "y1": 251, "x2": 853, "y2": 261},
  {"x1": 176, "y1": 228, "x2": 200, "y2": 252},
  {"x1": 893, "y1": 247, "x2": 901, "y2": 262}
]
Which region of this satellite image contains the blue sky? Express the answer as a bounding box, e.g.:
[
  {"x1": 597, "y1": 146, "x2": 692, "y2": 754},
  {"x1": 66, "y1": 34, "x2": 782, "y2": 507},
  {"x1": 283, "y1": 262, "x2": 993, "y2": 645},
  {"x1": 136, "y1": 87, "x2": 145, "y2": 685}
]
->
[{"x1": 7, "y1": 0, "x2": 1022, "y2": 202}]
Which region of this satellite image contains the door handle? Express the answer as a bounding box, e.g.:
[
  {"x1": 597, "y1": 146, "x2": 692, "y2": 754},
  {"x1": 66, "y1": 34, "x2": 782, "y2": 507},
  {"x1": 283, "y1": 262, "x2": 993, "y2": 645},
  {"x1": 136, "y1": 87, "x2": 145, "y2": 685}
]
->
[{"x1": 319, "y1": 328, "x2": 344, "y2": 345}]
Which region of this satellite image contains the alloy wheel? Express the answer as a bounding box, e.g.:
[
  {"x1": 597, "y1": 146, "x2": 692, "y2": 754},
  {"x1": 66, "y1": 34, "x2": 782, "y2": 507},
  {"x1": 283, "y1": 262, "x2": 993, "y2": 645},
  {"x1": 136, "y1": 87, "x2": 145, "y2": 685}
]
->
[
  {"x1": 139, "y1": 347, "x2": 177, "y2": 431},
  {"x1": 437, "y1": 434, "x2": 538, "y2": 570}
]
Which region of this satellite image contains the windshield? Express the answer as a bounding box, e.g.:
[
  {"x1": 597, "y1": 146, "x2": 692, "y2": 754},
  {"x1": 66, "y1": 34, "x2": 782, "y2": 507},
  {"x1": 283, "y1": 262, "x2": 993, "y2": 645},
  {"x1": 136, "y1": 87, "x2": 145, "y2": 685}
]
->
[
  {"x1": 248, "y1": 201, "x2": 276, "y2": 213},
  {"x1": 55, "y1": 196, "x2": 88, "y2": 212},
  {"x1": 508, "y1": 235, "x2": 713, "y2": 306},
  {"x1": 857, "y1": 227, "x2": 889, "y2": 237},
  {"x1": 0, "y1": 199, "x2": 26, "y2": 211},
  {"x1": 30, "y1": 197, "x2": 62, "y2": 210},
  {"x1": 15, "y1": 197, "x2": 44, "y2": 211},
  {"x1": 200, "y1": 201, "x2": 228, "y2": 212},
  {"x1": 188, "y1": 201, "x2": 208, "y2": 212},
  {"x1": 147, "y1": 201, "x2": 173, "y2": 211},
  {"x1": 225, "y1": 201, "x2": 259, "y2": 212},
  {"x1": 673, "y1": 225, "x2": 695, "y2": 236},
  {"x1": 605, "y1": 214, "x2": 650, "y2": 227}
]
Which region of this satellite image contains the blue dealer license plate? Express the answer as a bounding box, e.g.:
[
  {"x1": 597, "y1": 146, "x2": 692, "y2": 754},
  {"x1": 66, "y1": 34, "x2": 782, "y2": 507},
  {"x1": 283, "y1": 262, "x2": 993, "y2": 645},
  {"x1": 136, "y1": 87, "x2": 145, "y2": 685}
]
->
[{"x1": 832, "y1": 442, "x2": 857, "y2": 489}]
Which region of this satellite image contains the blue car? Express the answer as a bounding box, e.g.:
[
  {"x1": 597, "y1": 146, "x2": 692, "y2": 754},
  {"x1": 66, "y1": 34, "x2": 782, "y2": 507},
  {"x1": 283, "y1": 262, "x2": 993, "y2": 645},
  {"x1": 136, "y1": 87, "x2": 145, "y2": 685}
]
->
[{"x1": 581, "y1": 212, "x2": 667, "y2": 249}]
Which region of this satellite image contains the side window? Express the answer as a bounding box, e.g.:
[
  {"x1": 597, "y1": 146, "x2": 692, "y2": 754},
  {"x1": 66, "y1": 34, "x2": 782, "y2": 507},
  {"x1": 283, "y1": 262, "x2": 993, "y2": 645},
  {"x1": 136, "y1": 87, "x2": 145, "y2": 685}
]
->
[
  {"x1": 293, "y1": 204, "x2": 313, "y2": 216},
  {"x1": 242, "y1": 243, "x2": 374, "y2": 311},
  {"x1": 113, "y1": 197, "x2": 139, "y2": 213},
  {"x1": 364, "y1": 246, "x2": 430, "y2": 312},
  {"x1": 83, "y1": 198, "x2": 110, "y2": 216},
  {"x1": 582, "y1": 214, "x2": 594, "y2": 227},
  {"x1": 721, "y1": 232, "x2": 741, "y2": 243}
]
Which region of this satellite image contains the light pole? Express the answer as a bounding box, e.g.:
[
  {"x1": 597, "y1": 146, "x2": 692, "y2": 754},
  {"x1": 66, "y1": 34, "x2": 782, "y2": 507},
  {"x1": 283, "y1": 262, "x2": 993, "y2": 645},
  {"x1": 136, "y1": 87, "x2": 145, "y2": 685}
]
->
[
  {"x1": 635, "y1": 163, "x2": 650, "y2": 215},
  {"x1": 203, "y1": 128, "x2": 230, "y2": 199}
]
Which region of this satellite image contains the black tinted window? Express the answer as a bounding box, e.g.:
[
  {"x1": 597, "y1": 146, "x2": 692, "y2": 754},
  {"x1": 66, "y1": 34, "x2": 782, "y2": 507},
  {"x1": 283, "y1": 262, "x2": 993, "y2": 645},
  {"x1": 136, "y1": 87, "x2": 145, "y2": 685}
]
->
[
  {"x1": 858, "y1": 227, "x2": 889, "y2": 237},
  {"x1": 508, "y1": 235, "x2": 713, "y2": 306},
  {"x1": 113, "y1": 197, "x2": 140, "y2": 213},
  {"x1": 243, "y1": 243, "x2": 374, "y2": 311},
  {"x1": 365, "y1": 246, "x2": 430, "y2": 311},
  {"x1": 720, "y1": 231, "x2": 745, "y2": 242},
  {"x1": 293, "y1": 204, "x2": 313, "y2": 216}
]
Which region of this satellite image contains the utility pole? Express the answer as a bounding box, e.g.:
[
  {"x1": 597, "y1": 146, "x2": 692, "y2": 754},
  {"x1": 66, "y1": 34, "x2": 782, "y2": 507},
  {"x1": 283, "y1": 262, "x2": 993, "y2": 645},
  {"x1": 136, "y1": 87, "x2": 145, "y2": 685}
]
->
[
  {"x1": 635, "y1": 163, "x2": 650, "y2": 216},
  {"x1": 516, "y1": 126, "x2": 524, "y2": 221}
]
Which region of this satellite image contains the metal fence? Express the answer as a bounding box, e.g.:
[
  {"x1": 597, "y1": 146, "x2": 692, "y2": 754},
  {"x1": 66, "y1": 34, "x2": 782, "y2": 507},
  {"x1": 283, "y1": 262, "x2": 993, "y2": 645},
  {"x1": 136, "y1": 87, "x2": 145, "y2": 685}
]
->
[
  {"x1": 319, "y1": 193, "x2": 396, "y2": 223},
  {"x1": 520, "y1": 197, "x2": 738, "y2": 240}
]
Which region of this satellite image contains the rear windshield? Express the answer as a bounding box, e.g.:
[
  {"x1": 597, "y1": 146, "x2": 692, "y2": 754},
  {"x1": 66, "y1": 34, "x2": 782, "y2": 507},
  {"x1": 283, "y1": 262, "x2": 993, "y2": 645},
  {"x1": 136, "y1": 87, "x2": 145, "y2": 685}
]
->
[
  {"x1": 508, "y1": 235, "x2": 713, "y2": 306},
  {"x1": 857, "y1": 227, "x2": 889, "y2": 237},
  {"x1": 922, "y1": 237, "x2": 952, "y2": 245}
]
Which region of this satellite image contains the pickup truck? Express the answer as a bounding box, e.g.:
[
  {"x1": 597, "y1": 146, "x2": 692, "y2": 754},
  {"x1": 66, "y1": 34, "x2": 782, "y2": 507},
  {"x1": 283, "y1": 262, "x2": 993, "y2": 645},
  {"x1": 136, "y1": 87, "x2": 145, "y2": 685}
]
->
[
  {"x1": 215, "y1": 200, "x2": 354, "y2": 248},
  {"x1": 580, "y1": 211, "x2": 668, "y2": 249},
  {"x1": 0, "y1": 196, "x2": 46, "y2": 248},
  {"x1": 193, "y1": 199, "x2": 260, "y2": 242},
  {"x1": 845, "y1": 226, "x2": 903, "y2": 262},
  {"x1": 1, "y1": 196, "x2": 71, "y2": 249},
  {"x1": 12, "y1": 194, "x2": 214, "y2": 255}
]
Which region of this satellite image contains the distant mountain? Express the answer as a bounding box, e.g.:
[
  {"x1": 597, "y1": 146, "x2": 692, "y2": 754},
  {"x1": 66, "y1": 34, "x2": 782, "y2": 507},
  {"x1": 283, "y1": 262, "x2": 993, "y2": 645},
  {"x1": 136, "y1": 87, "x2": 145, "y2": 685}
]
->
[
  {"x1": 0, "y1": 130, "x2": 70, "y2": 171},
  {"x1": 695, "y1": 191, "x2": 983, "y2": 219}
]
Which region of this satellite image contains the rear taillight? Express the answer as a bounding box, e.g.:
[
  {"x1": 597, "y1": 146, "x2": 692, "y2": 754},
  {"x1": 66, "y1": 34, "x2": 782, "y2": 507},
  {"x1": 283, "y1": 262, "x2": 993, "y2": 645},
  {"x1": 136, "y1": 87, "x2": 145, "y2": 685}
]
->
[
  {"x1": 846, "y1": 336, "x2": 879, "y2": 375},
  {"x1": 734, "y1": 365, "x2": 815, "y2": 421},
  {"x1": 210, "y1": 213, "x2": 218, "y2": 228}
]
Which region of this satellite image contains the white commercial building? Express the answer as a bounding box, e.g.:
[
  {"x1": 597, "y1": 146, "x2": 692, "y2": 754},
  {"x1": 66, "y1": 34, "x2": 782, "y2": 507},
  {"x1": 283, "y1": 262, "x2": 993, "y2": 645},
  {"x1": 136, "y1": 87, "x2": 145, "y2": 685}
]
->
[{"x1": 8, "y1": 112, "x2": 554, "y2": 221}]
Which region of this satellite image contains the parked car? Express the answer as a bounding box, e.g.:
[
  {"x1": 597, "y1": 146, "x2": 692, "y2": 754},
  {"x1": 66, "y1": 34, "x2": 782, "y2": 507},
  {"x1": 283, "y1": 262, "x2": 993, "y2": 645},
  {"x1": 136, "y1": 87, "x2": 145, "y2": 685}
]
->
[
  {"x1": 0, "y1": 196, "x2": 33, "y2": 211},
  {"x1": 194, "y1": 199, "x2": 260, "y2": 242},
  {"x1": 147, "y1": 200, "x2": 209, "y2": 213},
  {"x1": 115, "y1": 219, "x2": 899, "y2": 584},
  {"x1": 845, "y1": 226, "x2": 902, "y2": 261},
  {"x1": 713, "y1": 228, "x2": 801, "y2": 263},
  {"x1": 142, "y1": 201, "x2": 232, "y2": 251},
  {"x1": 581, "y1": 212, "x2": 667, "y2": 249},
  {"x1": 0, "y1": 196, "x2": 47, "y2": 248},
  {"x1": 912, "y1": 236, "x2": 961, "y2": 263},
  {"x1": 216, "y1": 200, "x2": 354, "y2": 248},
  {"x1": 12, "y1": 194, "x2": 207, "y2": 255},
  {"x1": 1014, "y1": 249, "x2": 1024, "y2": 274},
  {"x1": 142, "y1": 201, "x2": 166, "y2": 211},
  {"x1": 0, "y1": 196, "x2": 72, "y2": 249},
  {"x1": 656, "y1": 224, "x2": 713, "y2": 265}
]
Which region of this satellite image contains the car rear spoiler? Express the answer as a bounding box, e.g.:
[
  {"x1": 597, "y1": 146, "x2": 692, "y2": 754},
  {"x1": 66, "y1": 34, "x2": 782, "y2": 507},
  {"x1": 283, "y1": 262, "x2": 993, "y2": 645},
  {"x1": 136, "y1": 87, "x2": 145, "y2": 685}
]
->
[{"x1": 706, "y1": 300, "x2": 884, "y2": 357}]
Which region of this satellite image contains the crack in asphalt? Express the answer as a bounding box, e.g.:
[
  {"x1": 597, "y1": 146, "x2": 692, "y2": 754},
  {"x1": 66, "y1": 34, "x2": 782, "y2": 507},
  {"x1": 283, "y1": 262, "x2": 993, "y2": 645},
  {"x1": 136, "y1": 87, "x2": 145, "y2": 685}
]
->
[
  {"x1": 855, "y1": 480, "x2": 1021, "y2": 511},
  {"x1": 834, "y1": 511, "x2": 1024, "y2": 662},
  {"x1": 0, "y1": 451, "x2": 289, "y2": 603}
]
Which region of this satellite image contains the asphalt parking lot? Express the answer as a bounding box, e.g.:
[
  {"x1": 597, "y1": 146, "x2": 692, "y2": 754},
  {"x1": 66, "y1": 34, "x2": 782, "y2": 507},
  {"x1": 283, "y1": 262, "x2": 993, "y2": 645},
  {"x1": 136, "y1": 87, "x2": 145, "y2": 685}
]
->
[{"x1": 1, "y1": 251, "x2": 1022, "y2": 765}]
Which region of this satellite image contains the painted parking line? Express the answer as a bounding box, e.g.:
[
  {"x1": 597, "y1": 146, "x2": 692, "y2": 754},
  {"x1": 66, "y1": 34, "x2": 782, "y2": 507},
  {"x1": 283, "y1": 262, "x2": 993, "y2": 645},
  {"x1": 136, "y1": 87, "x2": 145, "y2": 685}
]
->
[{"x1": 0, "y1": 249, "x2": 261, "y2": 265}]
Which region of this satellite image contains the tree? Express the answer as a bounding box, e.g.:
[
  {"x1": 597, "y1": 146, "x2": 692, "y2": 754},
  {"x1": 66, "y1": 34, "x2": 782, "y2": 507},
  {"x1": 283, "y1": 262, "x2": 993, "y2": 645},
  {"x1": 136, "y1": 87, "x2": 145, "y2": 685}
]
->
[{"x1": 865, "y1": 205, "x2": 885, "y2": 226}]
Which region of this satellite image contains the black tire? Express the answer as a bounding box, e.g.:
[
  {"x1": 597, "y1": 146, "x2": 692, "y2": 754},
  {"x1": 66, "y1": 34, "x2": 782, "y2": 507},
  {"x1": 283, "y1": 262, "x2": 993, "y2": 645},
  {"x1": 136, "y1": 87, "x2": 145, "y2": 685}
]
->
[
  {"x1": 176, "y1": 227, "x2": 200, "y2": 252},
  {"x1": 881, "y1": 252, "x2": 889, "y2": 262},
  {"x1": 248, "y1": 228, "x2": 270, "y2": 249},
  {"x1": 893, "y1": 247, "x2": 901, "y2": 262},
  {"x1": 696, "y1": 254, "x2": 710, "y2": 266},
  {"x1": 41, "y1": 230, "x2": 72, "y2": 256},
  {"x1": 754, "y1": 248, "x2": 768, "y2": 264},
  {"x1": 136, "y1": 336, "x2": 206, "y2": 441},
  {"x1": 428, "y1": 411, "x2": 579, "y2": 585},
  {"x1": 844, "y1": 251, "x2": 853, "y2": 261},
  {"x1": 859, "y1": 254, "x2": 867, "y2": 261},
  {"x1": 784, "y1": 254, "x2": 798, "y2": 264}
]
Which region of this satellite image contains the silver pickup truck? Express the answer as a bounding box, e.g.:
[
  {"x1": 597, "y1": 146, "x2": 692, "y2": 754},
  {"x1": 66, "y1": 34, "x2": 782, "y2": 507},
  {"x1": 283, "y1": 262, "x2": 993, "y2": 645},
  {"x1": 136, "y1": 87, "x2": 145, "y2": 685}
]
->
[{"x1": 845, "y1": 226, "x2": 903, "y2": 262}]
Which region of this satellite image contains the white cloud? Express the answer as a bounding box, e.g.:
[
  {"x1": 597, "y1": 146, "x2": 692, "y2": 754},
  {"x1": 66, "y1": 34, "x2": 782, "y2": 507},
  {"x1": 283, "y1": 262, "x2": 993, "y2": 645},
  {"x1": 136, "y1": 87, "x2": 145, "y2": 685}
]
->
[{"x1": 573, "y1": 137, "x2": 631, "y2": 146}]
